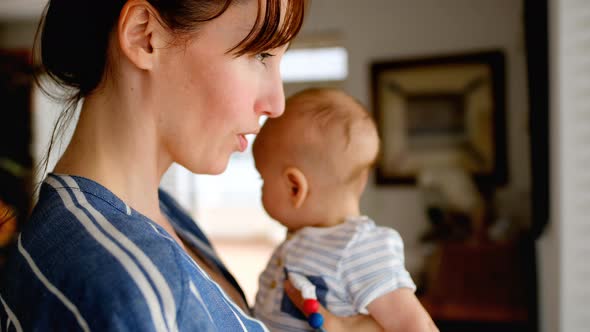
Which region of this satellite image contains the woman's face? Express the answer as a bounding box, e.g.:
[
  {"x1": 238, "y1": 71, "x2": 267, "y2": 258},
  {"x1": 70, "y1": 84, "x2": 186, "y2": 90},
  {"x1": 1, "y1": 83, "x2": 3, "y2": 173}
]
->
[{"x1": 154, "y1": 1, "x2": 287, "y2": 174}]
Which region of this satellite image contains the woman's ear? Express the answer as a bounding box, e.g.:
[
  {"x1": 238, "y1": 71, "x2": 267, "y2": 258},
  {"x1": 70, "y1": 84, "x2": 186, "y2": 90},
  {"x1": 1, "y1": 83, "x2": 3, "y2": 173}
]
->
[
  {"x1": 118, "y1": 0, "x2": 165, "y2": 70},
  {"x1": 283, "y1": 167, "x2": 308, "y2": 209}
]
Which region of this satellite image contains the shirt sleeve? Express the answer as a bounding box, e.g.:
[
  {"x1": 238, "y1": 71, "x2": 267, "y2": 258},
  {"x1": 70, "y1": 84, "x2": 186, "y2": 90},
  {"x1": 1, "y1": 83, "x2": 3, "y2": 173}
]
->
[{"x1": 340, "y1": 227, "x2": 416, "y2": 314}]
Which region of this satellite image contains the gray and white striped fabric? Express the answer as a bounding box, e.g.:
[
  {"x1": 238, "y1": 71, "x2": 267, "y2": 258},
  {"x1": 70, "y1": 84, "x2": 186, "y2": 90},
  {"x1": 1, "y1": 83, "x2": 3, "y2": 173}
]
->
[{"x1": 254, "y1": 216, "x2": 416, "y2": 332}]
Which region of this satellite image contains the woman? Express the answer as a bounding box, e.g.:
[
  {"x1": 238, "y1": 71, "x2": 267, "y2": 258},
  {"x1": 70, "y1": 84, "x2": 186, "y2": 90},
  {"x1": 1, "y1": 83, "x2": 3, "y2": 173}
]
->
[{"x1": 0, "y1": 0, "x2": 381, "y2": 330}]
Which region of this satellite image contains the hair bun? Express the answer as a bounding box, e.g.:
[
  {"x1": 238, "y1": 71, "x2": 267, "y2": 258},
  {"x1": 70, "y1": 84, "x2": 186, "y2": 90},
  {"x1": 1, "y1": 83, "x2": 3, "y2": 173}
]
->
[{"x1": 38, "y1": 0, "x2": 124, "y2": 96}]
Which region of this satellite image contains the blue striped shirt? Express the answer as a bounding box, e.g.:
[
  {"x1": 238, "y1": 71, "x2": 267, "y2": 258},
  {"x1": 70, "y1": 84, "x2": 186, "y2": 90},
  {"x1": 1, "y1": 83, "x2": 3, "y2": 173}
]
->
[
  {"x1": 254, "y1": 216, "x2": 415, "y2": 332},
  {"x1": 0, "y1": 174, "x2": 267, "y2": 331}
]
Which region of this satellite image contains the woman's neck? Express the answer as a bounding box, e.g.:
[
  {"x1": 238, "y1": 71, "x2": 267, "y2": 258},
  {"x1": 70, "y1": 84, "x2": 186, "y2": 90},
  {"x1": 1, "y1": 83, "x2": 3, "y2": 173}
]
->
[{"x1": 54, "y1": 84, "x2": 172, "y2": 226}]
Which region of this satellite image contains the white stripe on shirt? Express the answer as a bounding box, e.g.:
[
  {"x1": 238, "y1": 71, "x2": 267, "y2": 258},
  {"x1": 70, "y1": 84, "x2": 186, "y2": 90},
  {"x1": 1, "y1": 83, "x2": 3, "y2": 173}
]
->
[
  {"x1": 61, "y1": 176, "x2": 179, "y2": 332},
  {"x1": 17, "y1": 235, "x2": 89, "y2": 332},
  {"x1": 181, "y1": 252, "x2": 268, "y2": 331},
  {"x1": 172, "y1": 244, "x2": 267, "y2": 331},
  {"x1": 0, "y1": 293, "x2": 22, "y2": 332},
  {"x1": 188, "y1": 281, "x2": 214, "y2": 323},
  {"x1": 46, "y1": 177, "x2": 168, "y2": 332},
  {"x1": 255, "y1": 310, "x2": 306, "y2": 332},
  {"x1": 228, "y1": 301, "x2": 248, "y2": 332}
]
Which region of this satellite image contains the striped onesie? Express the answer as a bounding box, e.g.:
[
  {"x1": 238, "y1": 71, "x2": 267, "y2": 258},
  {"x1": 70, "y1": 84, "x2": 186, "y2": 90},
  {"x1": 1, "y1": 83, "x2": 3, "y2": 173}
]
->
[
  {"x1": 0, "y1": 174, "x2": 267, "y2": 331},
  {"x1": 254, "y1": 216, "x2": 416, "y2": 331}
]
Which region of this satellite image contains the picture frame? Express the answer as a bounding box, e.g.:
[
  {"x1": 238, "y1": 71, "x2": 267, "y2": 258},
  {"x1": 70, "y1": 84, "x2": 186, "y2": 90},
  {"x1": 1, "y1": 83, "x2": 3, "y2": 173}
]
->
[{"x1": 370, "y1": 51, "x2": 508, "y2": 185}]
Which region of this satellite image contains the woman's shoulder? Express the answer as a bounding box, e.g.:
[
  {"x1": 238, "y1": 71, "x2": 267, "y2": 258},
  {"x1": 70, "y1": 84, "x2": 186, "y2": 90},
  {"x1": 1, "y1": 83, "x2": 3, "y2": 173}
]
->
[
  {"x1": 29, "y1": 174, "x2": 138, "y2": 236},
  {"x1": 26, "y1": 175, "x2": 228, "y2": 293},
  {"x1": 2, "y1": 177, "x2": 207, "y2": 330},
  {"x1": 12, "y1": 176, "x2": 196, "y2": 304},
  {"x1": 3, "y1": 175, "x2": 266, "y2": 331},
  {"x1": 19, "y1": 176, "x2": 190, "y2": 287},
  {"x1": 1, "y1": 229, "x2": 220, "y2": 332}
]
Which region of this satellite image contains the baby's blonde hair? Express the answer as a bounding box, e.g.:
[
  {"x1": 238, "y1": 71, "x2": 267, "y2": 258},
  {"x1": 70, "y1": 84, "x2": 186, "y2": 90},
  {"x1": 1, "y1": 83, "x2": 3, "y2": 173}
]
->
[{"x1": 254, "y1": 88, "x2": 380, "y2": 185}]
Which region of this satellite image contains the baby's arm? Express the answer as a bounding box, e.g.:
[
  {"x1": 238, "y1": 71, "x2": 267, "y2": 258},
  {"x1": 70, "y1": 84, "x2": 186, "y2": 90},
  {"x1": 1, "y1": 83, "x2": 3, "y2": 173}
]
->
[
  {"x1": 367, "y1": 288, "x2": 438, "y2": 332},
  {"x1": 341, "y1": 224, "x2": 438, "y2": 331}
]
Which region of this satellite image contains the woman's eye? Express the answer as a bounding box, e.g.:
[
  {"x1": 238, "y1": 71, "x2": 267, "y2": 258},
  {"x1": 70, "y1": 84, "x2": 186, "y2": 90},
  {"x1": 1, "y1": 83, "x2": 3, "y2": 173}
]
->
[{"x1": 256, "y1": 52, "x2": 275, "y2": 65}]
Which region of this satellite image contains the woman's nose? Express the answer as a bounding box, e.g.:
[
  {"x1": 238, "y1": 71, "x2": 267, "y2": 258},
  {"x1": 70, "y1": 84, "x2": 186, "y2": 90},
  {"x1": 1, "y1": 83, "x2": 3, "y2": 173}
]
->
[{"x1": 255, "y1": 70, "x2": 285, "y2": 118}]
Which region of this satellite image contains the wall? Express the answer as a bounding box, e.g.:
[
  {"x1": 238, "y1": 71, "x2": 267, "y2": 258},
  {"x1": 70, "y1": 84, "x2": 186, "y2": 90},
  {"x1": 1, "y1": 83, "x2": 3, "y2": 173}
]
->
[
  {"x1": 0, "y1": 21, "x2": 37, "y2": 49},
  {"x1": 0, "y1": 21, "x2": 78, "y2": 185},
  {"x1": 297, "y1": 0, "x2": 530, "y2": 273},
  {"x1": 541, "y1": 0, "x2": 590, "y2": 330}
]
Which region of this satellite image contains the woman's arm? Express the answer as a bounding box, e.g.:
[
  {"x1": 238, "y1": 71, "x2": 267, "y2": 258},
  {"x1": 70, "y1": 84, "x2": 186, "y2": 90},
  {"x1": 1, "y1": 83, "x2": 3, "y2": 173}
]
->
[
  {"x1": 367, "y1": 288, "x2": 438, "y2": 332},
  {"x1": 284, "y1": 281, "x2": 384, "y2": 332}
]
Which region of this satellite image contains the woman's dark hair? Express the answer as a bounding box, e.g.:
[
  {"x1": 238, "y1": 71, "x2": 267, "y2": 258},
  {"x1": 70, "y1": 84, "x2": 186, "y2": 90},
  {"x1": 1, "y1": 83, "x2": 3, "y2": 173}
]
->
[{"x1": 33, "y1": 0, "x2": 306, "y2": 178}]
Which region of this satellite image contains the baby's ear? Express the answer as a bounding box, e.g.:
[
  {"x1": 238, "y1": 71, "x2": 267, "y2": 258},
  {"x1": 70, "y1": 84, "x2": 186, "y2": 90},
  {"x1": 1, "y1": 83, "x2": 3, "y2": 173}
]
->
[{"x1": 283, "y1": 167, "x2": 308, "y2": 209}]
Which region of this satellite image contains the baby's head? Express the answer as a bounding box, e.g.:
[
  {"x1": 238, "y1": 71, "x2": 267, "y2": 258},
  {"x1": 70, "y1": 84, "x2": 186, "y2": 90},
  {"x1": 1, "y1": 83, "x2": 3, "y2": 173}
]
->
[{"x1": 253, "y1": 88, "x2": 380, "y2": 231}]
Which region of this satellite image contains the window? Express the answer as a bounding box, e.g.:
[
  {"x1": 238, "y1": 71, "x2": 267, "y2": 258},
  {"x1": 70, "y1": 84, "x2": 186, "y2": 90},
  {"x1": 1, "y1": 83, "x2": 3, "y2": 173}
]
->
[{"x1": 280, "y1": 47, "x2": 348, "y2": 83}]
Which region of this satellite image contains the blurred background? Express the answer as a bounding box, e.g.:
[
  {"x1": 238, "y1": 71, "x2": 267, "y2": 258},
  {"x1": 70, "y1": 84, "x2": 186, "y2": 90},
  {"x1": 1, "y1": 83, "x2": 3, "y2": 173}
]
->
[{"x1": 0, "y1": 0, "x2": 587, "y2": 331}]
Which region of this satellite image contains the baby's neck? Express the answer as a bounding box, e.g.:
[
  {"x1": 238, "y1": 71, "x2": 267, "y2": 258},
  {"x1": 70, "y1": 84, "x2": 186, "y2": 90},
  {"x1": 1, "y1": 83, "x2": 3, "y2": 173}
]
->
[{"x1": 309, "y1": 196, "x2": 362, "y2": 229}]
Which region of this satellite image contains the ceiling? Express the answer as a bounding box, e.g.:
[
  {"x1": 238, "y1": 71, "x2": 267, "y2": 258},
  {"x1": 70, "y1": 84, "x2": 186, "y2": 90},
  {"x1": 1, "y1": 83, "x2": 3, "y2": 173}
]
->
[{"x1": 0, "y1": 0, "x2": 46, "y2": 21}]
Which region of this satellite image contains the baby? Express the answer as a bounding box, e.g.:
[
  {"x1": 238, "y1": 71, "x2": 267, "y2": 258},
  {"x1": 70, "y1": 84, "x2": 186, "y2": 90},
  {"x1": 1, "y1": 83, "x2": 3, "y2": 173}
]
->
[{"x1": 252, "y1": 88, "x2": 437, "y2": 331}]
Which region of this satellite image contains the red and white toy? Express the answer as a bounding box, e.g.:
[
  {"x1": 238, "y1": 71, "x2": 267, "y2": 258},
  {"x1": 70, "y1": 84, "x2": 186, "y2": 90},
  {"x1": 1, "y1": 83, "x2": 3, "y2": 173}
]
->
[{"x1": 288, "y1": 272, "x2": 325, "y2": 330}]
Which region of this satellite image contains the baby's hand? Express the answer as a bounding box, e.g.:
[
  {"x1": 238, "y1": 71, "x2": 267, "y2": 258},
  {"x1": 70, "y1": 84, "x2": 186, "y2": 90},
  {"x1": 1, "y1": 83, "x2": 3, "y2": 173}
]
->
[{"x1": 284, "y1": 280, "x2": 384, "y2": 332}]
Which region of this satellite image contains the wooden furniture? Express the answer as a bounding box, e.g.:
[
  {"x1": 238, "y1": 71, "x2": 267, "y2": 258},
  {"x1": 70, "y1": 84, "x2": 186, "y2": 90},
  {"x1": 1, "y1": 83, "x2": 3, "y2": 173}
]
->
[{"x1": 419, "y1": 240, "x2": 532, "y2": 331}]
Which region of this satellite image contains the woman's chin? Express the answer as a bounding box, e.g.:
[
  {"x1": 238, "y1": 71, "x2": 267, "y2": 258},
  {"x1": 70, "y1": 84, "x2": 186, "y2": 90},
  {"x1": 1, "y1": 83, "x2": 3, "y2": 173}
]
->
[
  {"x1": 180, "y1": 156, "x2": 230, "y2": 176},
  {"x1": 207, "y1": 165, "x2": 229, "y2": 175},
  {"x1": 202, "y1": 158, "x2": 231, "y2": 175}
]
